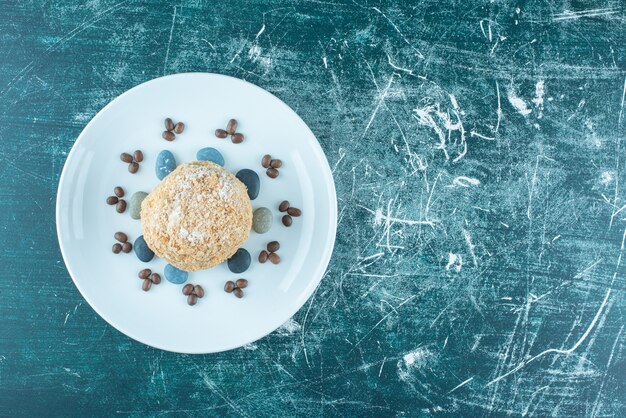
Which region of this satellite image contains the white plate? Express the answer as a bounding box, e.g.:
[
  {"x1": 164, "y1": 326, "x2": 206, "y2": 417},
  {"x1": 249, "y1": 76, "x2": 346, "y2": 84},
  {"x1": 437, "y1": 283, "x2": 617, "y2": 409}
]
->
[{"x1": 56, "y1": 73, "x2": 337, "y2": 353}]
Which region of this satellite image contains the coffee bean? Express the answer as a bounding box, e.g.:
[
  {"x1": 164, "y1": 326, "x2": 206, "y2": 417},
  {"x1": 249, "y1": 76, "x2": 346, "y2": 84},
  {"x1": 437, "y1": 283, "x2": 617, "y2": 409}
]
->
[
  {"x1": 116, "y1": 199, "x2": 127, "y2": 213},
  {"x1": 268, "y1": 252, "x2": 281, "y2": 264},
  {"x1": 106, "y1": 196, "x2": 118, "y2": 205},
  {"x1": 282, "y1": 215, "x2": 293, "y2": 227},
  {"x1": 235, "y1": 279, "x2": 248, "y2": 289},
  {"x1": 266, "y1": 168, "x2": 279, "y2": 178},
  {"x1": 114, "y1": 232, "x2": 128, "y2": 243},
  {"x1": 133, "y1": 150, "x2": 143, "y2": 162},
  {"x1": 128, "y1": 162, "x2": 139, "y2": 174},
  {"x1": 162, "y1": 131, "x2": 175, "y2": 141},
  {"x1": 138, "y1": 269, "x2": 152, "y2": 279},
  {"x1": 215, "y1": 129, "x2": 228, "y2": 138},
  {"x1": 278, "y1": 200, "x2": 290, "y2": 212},
  {"x1": 174, "y1": 122, "x2": 185, "y2": 134},
  {"x1": 120, "y1": 153, "x2": 133, "y2": 163},
  {"x1": 112, "y1": 243, "x2": 122, "y2": 254},
  {"x1": 122, "y1": 242, "x2": 132, "y2": 253},
  {"x1": 261, "y1": 154, "x2": 272, "y2": 168},
  {"x1": 233, "y1": 288, "x2": 244, "y2": 298},
  {"x1": 224, "y1": 281, "x2": 236, "y2": 293},
  {"x1": 226, "y1": 119, "x2": 237, "y2": 135},
  {"x1": 142, "y1": 278, "x2": 152, "y2": 291},
  {"x1": 150, "y1": 273, "x2": 161, "y2": 284},
  {"x1": 287, "y1": 207, "x2": 301, "y2": 217},
  {"x1": 187, "y1": 294, "x2": 198, "y2": 306},
  {"x1": 270, "y1": 159, "x2": 282, "y2": 168},
  {"x1": 182, "y1": 283, "x2": 194, "y2": 296},
  {"x1": 258, "y1": 250, "x2": 269, "y2": 263},
  {"x1": 193, "y1": 285, "x2": 205, "y2": 298},
  {"x1": 114, "y1": 187, "x2": 124, "y2": 197},
  {"x1": 165, "y1": 118, "x2": 175, "y2": 131},
  {"x1": 231, "y1": 133, "x2": 244, "y2": 144},
  {"x1": 267, "y1": 241, "x2": 280, "y2": 253}
]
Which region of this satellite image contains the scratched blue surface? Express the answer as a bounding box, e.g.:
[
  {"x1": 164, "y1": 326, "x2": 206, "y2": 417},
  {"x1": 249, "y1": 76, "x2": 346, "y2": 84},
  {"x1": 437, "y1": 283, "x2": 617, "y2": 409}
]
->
[{"x1": 1, "y1": 1, "x2": 625, "y2": 416}]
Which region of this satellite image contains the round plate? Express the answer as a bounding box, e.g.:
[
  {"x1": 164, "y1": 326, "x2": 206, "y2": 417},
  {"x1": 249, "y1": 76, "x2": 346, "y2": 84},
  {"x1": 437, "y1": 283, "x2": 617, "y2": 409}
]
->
[{"x1": 56, "y1": 73, "x2": 337, "y2": 353}]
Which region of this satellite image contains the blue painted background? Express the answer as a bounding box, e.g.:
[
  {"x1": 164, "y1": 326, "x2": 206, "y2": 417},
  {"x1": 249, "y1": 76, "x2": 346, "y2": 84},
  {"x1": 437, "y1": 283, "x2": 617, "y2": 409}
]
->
[{"x1": 1, "y1": 1, "x2": 625, "y2": 416}]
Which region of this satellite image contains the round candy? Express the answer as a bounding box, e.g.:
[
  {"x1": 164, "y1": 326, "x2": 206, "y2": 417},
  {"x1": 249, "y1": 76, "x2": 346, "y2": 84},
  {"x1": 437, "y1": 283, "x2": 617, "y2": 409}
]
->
[
  {"x1": 133, "y1": 235, "x2": 154, "y2": 262},
  {"x1": 196, "y1": 147, "x2": 225, "y2": 166},
  {"x1": 164, "y1": 264, "x2": 189, "y2": 284},
  {"x1": 235, "y1": 169, "x2": 260, "y2": 200},
  {"x1": 129, "y1": 191, "x2": 148, "y2": 220},
  {"x1": 227, "y1": 248, "x2": 251, "y2": 273},
  {"x1": 252, "y1": 207, "x2": 273, "y2": 234},
  {"x1": 156, "y1": 150, "x2": 176, "y2": 180}
]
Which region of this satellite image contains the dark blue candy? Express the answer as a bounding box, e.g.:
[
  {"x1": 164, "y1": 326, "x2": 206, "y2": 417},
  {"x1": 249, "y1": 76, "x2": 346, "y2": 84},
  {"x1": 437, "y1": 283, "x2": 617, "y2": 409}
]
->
[
  {"x1": 227, "y1": 248, "x2": 251, "y2": 273},
  {"x1": 164, "y1": 264, "x2": 189, "y2": 284},
  {"x1": 196, "y1": 147, "x2": 225, "y2": 166},
  {"x1": 235, "y1": 169, "x2": 260, "y2": 200},
  {"x1": 133, "y1": 235, "x2": 154, "y2": 262},
  {"x1": 156, "y1": 150, "x2": 176, "y2": 180}
]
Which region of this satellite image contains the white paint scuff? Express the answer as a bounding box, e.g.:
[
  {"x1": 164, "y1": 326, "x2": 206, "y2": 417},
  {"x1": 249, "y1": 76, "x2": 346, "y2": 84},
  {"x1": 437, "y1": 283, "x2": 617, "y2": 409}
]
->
[{"x1": 507, "y1": 87, "x2": 532, "y2": 116}]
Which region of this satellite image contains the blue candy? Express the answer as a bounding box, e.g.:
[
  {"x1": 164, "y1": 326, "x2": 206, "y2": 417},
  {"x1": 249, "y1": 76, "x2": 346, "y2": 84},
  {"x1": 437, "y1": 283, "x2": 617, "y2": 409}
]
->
[
  {"x1": 196, "y1": 147, "x2": 225, "y2": 166},
  {"x1": 235, "y1": 169, "x2": 260, "y2": 200},
  {"x1": 156, "y1": 150, "x2": 176, "y2": 180},
  {"x1": 133, "y1": 235, "x2": 154, "y2": 262},
  {"x1": 164, "y1": 264, "x2": 189, "y2": 284},
  {"x1": 227, "y1": 248, "x2": 251, "y2": 273}
]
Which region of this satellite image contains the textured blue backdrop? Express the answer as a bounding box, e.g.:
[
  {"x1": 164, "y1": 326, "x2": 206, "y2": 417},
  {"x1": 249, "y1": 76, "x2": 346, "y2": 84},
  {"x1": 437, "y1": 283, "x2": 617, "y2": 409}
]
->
[{"x1": 1, "y1": 1, "x2": 625, "y2": 416}]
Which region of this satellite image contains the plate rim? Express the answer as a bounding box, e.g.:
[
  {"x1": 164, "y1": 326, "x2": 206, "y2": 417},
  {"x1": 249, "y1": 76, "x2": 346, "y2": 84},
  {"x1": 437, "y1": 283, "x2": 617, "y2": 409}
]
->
[{"x1": 55, "y1": 72, "x2": 338, "y2": 354}]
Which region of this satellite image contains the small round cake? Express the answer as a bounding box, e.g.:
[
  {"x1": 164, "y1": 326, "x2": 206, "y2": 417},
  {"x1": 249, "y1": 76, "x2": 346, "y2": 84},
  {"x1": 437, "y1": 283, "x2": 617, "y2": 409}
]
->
[{"x1": 140, "y1": 161, "x2": 252, "y2": 272}]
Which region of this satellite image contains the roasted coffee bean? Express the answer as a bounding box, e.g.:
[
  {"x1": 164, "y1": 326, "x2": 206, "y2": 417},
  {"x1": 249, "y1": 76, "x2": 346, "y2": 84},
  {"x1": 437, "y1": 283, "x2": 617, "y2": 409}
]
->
[
  {"x1": 193, "y1": 285, "x2": 205, "y2": 298},
  {"x1": 114, "y1": 186, "x2": 124, "y2": 197},
  {"x1": 266, "y1": 168, "x2": 279, "y2": 178},
  {"x1": 182, "y1": 283, "x2": 194, "y2": 296},
  {"x1": 270, "y1": 159, "x2": 282, "y2": 168},
  {"x1": 268, "y1": 252, "x2": 281, "y2": 264},
  {"x1": 133, "y1": 150, "x2": 144, "y2": 162},
  {"x1": 287, "y1": 207, "x2": 301, "y2": 217},
  {"x1": 187, "y1": 294, "x2": 198, "y2": 306},
  {"x1": 224, "y1": 281, "x2": 236, "y2": 293},
  {"x1": 114, "y1": 232, "x2": 128, "y2": 243},
  {"x1": 231, "y1": 133, "x2": 244, "y2": 144},
  {"x1": 278, "y1": 200, "x2": 290, "y2": 212},
  {"x1": 267, "y1": 241, "x2": 280, "y2": 253},
  {"x1": 235, "y1": 279, "x2": 248, "y2": 289},
  {"x1": 164, "y1": 118, "x2": 175, "y2": 131},
  {"x1": 112, "y1": 243, "x2": 122, "y2": 254},
  {"x1": 138, "y1": 269, "x2": 152, "y2": 279},
  {"x1": 261, "y1": 154, "x2": 272, "y2": 168},
  {"x1": 282, "y1": 215, "x2": 293, "y2": 227},
  {"x1": 150, "y1": 273, "x2": 161, "y2": 284},
  {"x1": 174, "y1": 122, "x2": 185, "y2": 134},
  {"x1": 233, "y1": 288, "x2": 244, "y2": 298},
  {"x1": 122, "y1": 242, "x2": 132, "y2": 253},
  {"x1": 120, "y1": 152, "x2": 133, "y2": 163},
  {"x1": 226, "y1": 119, "x2": 237, "y2": 135},
  {"x1": 162, "y1": 130, "x2": 175, "y2": 141},
  {"x1": 258, "y1": 250, "x2": 269, "y2": 263},
  {"x1": 128, "y1": 162, "x2": 139, "y2": 174},
  {"x1": 116, "y1": 199, "x2": 127, "y2": 213},
  {"x1": 215, "y1": 128, "x2": 228, "y2": 138},
  {"x1": 142, "y1": 278, "x2": 152, "y2": 291},
  {"x1": 106, "y1": 196, "x2": 118, "y2": 205}
]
